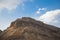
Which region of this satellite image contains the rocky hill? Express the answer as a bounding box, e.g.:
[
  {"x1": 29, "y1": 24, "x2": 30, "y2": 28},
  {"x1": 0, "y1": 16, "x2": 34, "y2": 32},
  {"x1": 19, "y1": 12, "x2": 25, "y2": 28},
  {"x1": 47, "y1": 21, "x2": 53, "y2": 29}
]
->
[{"x1": 0, "y1": 17, "x2": 60, "y2": 40}]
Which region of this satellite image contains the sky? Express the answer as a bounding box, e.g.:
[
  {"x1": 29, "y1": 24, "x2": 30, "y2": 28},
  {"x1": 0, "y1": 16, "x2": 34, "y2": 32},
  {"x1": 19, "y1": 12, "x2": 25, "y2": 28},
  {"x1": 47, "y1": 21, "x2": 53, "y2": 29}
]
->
[{"x1": 0, "y1": 0, "x2": 60, "y2": 31}]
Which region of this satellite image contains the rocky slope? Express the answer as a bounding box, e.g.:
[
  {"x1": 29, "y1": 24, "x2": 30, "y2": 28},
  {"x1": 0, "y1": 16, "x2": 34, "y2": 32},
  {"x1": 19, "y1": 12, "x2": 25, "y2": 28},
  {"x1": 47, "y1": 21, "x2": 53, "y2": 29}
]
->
[{"x1": 0, "y1": 17, "x2": 60, "y2": 40}]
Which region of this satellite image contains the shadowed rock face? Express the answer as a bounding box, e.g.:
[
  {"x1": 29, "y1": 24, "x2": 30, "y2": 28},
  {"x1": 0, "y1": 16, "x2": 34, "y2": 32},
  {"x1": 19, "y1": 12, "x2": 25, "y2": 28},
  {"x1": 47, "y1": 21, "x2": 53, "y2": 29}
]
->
[
  {"x1": 0, "y1": 17, "x2": 60, "y2": 40},
  {"x1": 0, "y1": 30, "x2": 2, "y2": 36},
  {"x1": 0, "y1": 30, "x2": 2, "y2": 33}
]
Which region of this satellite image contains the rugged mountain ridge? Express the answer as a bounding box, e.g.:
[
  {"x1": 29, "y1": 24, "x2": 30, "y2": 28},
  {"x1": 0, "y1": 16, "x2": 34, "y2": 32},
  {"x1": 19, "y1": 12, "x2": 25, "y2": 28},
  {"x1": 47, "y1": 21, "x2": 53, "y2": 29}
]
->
[{"x1": 0, "y1": 17, "x2": 60, "y2": 40}]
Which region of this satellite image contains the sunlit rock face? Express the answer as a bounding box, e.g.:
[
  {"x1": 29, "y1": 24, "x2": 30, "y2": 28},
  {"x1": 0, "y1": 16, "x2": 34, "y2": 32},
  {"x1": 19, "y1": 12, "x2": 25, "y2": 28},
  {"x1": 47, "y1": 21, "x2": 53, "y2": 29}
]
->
[{"x1": 0, "y1": 17, "x2": 60, "y2": 40}]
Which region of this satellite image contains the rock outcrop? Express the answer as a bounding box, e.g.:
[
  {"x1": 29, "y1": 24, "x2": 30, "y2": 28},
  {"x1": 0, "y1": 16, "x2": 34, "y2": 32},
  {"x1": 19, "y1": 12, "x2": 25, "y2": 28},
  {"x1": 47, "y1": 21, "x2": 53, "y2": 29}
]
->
[{"x1": 0, "y1": 17, "x2": 60, "y2": 40}]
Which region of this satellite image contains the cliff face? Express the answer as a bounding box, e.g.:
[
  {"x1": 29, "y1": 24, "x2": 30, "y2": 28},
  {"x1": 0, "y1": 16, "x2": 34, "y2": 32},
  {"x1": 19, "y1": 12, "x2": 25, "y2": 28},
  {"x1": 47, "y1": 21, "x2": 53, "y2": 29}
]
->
[{"x1": 0, "y1": 17, "x2": 60, "y2": 40}]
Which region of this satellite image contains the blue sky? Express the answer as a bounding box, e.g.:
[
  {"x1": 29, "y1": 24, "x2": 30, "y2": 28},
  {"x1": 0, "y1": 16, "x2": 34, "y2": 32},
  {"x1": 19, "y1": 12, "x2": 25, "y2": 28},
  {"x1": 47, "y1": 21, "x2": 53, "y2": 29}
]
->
[{"x1": 0, "y1": 0, "x2": 60, "y2": 30}]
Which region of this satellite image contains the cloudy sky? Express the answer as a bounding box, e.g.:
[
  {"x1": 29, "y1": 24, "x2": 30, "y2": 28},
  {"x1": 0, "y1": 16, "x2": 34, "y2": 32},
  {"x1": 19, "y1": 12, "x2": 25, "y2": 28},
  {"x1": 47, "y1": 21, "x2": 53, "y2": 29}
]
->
[{"x1": 0, "y1": 0, "x2": 60, "y2": 30}]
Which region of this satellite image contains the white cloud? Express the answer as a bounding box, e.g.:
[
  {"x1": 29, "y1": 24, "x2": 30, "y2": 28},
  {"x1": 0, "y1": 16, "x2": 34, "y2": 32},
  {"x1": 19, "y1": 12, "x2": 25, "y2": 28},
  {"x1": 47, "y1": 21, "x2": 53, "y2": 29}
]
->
[
  {"x1": 36, "y1": 8, "x2": 46, "y2": 14},
  {"x1": 39, "y1": 9, "x2": 60, "y2": 27},
  {"x1": 38, "y1": 8, "x2": 46, "y2": 11},
  {"x1": 0, "y1": 0, "x2": 27, "y2": 10},
  {"x1": 36, "y1": 10, "x2": 40, "y2": 14}
]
